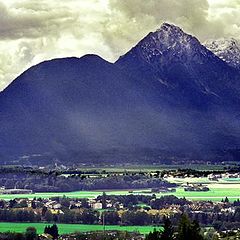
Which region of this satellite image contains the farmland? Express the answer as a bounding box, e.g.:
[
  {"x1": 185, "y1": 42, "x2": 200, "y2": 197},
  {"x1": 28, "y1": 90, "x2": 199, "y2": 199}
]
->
[
  {"x1": 0, "y1": 222, "x2": 159, "y2": 235},
  {"x1": 0, "y1": 170, "x2": 240, "y2": 236},
  {"x1": 67, "y1": 163, "x2": 237, "y2": 172},
  {"x1": 0, "y1": 180, "x2": 240, "y2": 202}
]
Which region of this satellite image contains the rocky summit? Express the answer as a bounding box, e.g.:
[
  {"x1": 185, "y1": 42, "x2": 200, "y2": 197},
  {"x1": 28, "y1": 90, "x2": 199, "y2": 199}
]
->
[{"x1": 205, "y1": 38, "x2": 240, "y2": 69}]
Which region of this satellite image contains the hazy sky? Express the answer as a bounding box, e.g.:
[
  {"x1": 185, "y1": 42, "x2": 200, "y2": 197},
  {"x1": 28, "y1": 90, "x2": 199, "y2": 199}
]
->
[{"x1": 0, "y1": 0, "x2": 239, "y2": 90}]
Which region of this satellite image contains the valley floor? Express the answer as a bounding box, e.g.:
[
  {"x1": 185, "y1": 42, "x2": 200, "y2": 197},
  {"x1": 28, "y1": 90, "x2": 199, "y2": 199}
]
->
[
  {"x1": 0, "y1": 181, "x2": 240, "y2": 202},
  {"x1": 0, "y1": 222, "x2": 159, "y2": 235}
]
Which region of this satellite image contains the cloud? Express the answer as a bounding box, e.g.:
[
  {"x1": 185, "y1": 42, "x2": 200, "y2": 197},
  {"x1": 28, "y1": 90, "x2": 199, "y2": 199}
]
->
[
  {"x1": 108, "y1": 0, "x2": 209, "y2": 33},
  {"x1": 207, "y1": 0, "x2": 240, "y2": 39},
  {"x1": 103, "y1": 0, "x2": 240, "y2": 56},
  {"x1": 0, "y1": 0, "x2": 239, "y2": 91},
  {"x1": 0, "y1": 0, "x2": 112, "y2": 90},
  {"x1": 0, "y1": 1, "x2": 78, "y2": 40},
  {"x1": 103, "y1": 0, "x2": 211, "y2": 58}
]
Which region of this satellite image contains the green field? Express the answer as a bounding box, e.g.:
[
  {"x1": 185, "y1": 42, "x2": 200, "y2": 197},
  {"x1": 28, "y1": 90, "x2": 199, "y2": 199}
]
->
[
  {"x1": 71, "y1": 164, "x2": 229, "y2": 172},
  {"x1": 166, "y1": 177, "x2": 240, "y2": 184},
  {"x1": 166, "y1": 187, "x2": 240, "y2": 201},
  {"x1": 0, "y1": 191, "x2": 125, "y2": 200},
  {"x1": 0, "y1": 185, "x2": 240, "y2": 202},
  {"x1": 162, "y1": 177, "x2": 240, "y2": 201},
  {"x1": 0, "y1": 222, "x2": 160, "y2": 234},
  {"x1": 0, "y1": 176, "x2": 240, "y2": 201}
]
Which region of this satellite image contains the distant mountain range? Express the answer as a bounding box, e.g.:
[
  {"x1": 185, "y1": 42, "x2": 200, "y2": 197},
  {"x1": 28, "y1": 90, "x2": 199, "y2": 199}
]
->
[{"x1": 1, "y1": 23, "x2": 240, "y2": 165}]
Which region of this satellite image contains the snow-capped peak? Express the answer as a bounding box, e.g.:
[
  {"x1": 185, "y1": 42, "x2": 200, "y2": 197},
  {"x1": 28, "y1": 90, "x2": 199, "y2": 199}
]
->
[
  {"x1": 135, "y1": 22, "x2": 203, "y2": 65},
  {"x1": 204, "y1": 38, "x2": 240, "y2": 69},
  {"x1": 157, "y1": 22, "x2": 185, "y2": 35}
]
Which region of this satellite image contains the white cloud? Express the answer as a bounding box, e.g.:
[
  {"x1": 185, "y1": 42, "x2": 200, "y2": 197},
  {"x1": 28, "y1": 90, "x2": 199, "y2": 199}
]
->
[
  {"x1": 0, "y1": 0, "x2": 239, "y2": 91},
  {"x1": 207, "y1": 0, "x2": 240, "y2": 38},
  {"x1": 0, "y1": 0, "x2": 111, "y2": 90}
]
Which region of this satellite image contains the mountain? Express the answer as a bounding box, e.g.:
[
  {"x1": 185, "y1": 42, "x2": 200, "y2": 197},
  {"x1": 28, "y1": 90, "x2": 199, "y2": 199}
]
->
[
  {"x1": 204, "y1": 38, "x2": 240, "y2": 69},
  {"x1": 0, "y1": 55, "x2": 149, "y2": 157},
  {"x1": 116, "y1": 23, "x2": 240, "y2": 109},
  {"x1": 1, "y1": 23, "x2": 240, "y2": 165},
  {"x1": 116, "y1": 23, "x2": 240, "y2": 161}
]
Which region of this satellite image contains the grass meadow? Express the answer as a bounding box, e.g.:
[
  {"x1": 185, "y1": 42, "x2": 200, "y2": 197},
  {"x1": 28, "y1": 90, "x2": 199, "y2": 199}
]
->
[{"x1": 0, "y1": 222, "x2": 160, "y2": 234}]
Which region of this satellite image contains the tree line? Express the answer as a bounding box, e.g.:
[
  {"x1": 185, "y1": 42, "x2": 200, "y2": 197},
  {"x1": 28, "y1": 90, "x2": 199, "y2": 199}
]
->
[{"x1": 0, "y1": 171, "x2": 175, "y2": 192}]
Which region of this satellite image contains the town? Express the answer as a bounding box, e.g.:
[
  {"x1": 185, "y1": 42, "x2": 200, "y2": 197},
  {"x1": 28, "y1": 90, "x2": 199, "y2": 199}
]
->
[
  {"x1": 0, "y1": 166, "x2": 240, "y2": 239},
  {"x1": 0, "y1": 193, "x2": 240, "y2": 235}
]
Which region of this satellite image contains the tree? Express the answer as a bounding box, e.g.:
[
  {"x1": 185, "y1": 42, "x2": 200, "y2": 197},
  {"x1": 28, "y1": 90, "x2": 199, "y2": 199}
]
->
[
  {"x1": 234, "y1": 207, "x2": 240, "y2": 222},
  {"x1": 31, "y1": 201, "x2": 36, "y2": 209},
  {"x1": 177, "y1": 214, "x2": 191, "y2": 240},
  {"x1": 0, "y1": 200, "x2": 5, "y2": 209},
  {"x1": 102, "y1": 192, "x2": 107, "y2": 209},
  {"x1": 224, "y1": 197, "x2": 229, "y2": 203},
  {"x1": 81, "y1": 199, "x2": 90, "y2": 208},
  {"x1": 160, "y1": 218, "x2": 174, "y2": 240},
  {"x1": 42, "y1": 206, "x2": 48, "y2": 216},
  {"x1": 44, "y1": 224, "x2": 59, "y2": 239},
  {"x1": 45, "y1": 210, "x2": 53, "y2": 222},
  {"x1": 146, "y1": 228, "x2": 161, "y2": 240},
  {"x1": 25, "y1": 227, "x2": 37, "y2": 240},
  {"x1": 17, "y1": 200, "x2": 28, "y2": 208},
  {"x1": 81, "y1": 209, "x2": 98, "y2": 224},
  {"x1": 44, "y1": 225, "x2": 50, "y2": 234},
  {"x1": 60, "y1": 198, "x2": 70, "y2": 209},
  {"x1": 103, "y1": 211, "x2": 120, "y2": 225},
  {"x1": 51, "y1": 224, "x2": 59, "y2": 239},
  {"x1": 190, "y1": 220, "x2": 204, "y2": 240},
  {"x1": 176, "y1": 214, "x2": 204, "y2": 240},
  {"x1": 59, "y1": 210, "x2": 75, "y2": 223},
  {"x1": 9, "y1": 199, "x2": 17, "y2": 208}
]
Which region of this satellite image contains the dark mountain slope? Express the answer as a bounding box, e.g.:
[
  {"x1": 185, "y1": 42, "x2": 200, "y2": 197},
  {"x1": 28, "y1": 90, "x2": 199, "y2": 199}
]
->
[
  {"x1": 116, "y1": 23, "x2": 240, "y2": 110},
  {"x1": 1, "y1": 24, "x2": 240, "y2": 164},
  {"x1": 0, "y1": 55, "x2": 149, "y2": 156},
  {"x1": 0, "y1": 54, "x2": 195, "y2": 161}
]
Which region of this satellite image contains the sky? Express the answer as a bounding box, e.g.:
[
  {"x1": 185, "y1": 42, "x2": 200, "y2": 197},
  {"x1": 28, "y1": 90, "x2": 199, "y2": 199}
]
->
[{"x1": 0, "y1": 0, "x2": 240, "y2": 90}]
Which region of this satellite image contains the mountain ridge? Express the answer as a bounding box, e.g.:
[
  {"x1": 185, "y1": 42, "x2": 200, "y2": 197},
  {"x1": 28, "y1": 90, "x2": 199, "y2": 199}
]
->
[
  {"x1": 116, "y1": 23, "x2": 240, "y2": 110},
  {"x1": 204, "y1": 38, "x2": 240, "y2": 69},
  {"x1": 1, "y1": 23, "x2": 240, "y2": 164}
]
